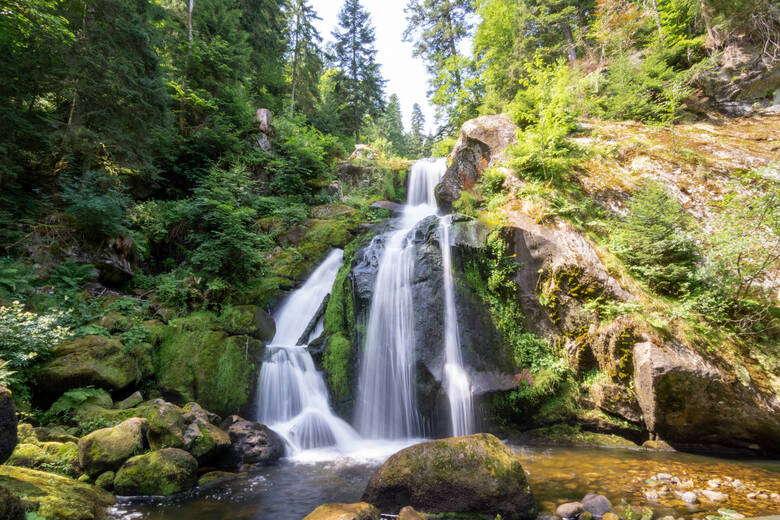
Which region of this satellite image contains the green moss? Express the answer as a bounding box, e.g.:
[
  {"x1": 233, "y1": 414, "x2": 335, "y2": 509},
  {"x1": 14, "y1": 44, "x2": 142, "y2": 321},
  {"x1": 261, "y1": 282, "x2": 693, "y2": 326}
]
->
[
  {"x1": 154, "y1": 313, "x2": 264, "y2": 416},
  {"x1": 322, "y1": 334, "x2": 352, "y2": 405},
  {"x1": 7, "y1": 442, "x2": 80, "y2": 478},
  {"x1": 113, "y1": 448, "x2": 197, "y2": 497},
  {"x1": 0, "y1": 466, "x2": 115, "y2": 520}
]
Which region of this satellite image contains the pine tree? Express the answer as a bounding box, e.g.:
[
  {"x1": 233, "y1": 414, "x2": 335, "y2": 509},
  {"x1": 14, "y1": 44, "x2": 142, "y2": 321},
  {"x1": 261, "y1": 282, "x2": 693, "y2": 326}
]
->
[
  {"x1": 332, "y1": 0, "x2": 386, "y2": 143},
  {"x1": 409, "y1": 103, "x2": 426, "y2": 158},
  {"x1": 378, "y1": 94, "x2": 406, "y2": 156},
  {"x1": 287, "y1": 0, "x2": 322, "y2": 116},
  {"x1": 403, "y1": 0, "x2": 481, "y2": 130}
]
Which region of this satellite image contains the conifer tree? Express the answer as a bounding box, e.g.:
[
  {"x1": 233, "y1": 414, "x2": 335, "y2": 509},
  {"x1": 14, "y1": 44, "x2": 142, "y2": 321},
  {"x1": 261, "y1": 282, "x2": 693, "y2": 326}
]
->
[
  {"x1": 409, "y1": 103, "x2": 426, "y2": 157},
  {"x1": 287, "y1": 0, "x2": 322, "y2": 116},
  {"x1": 332, "y1": 0, "x2": 386, "y2": 143},
  {"x1": 378, "y1": 94, "x2": 406, "y2": 156},
  {"x1": 403, "y1": 0, "x2": 481, "y2": 130}
]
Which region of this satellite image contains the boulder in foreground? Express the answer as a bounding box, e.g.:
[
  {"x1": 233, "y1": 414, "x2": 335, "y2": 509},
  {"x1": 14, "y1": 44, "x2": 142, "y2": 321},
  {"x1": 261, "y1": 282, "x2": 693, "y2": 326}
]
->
[
  {"x1": 304, "y1": 502, "x2": 379, "y2": 520},
  {"x1": 114, "y1": 448, "x2": 197, "y2": 496},
  {"x1": 362, "y1": 433, "x2": 537, "y2": 520},
  {"x1": 0, "y1": 384, "x2": 17, "y2": 464}
]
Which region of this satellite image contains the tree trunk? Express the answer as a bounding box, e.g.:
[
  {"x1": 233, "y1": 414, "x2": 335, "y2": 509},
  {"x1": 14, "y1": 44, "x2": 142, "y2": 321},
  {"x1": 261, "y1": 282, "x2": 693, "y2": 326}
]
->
[
  {"x1": 188, "y1": 0, "x2": 194, "y2": 43},
  {"x1": 562, "y1": 23, "x2": 577, "y2": 63}
]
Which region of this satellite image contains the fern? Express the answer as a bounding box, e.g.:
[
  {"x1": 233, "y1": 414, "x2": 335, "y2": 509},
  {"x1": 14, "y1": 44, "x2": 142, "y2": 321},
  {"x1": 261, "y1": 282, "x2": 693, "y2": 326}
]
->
[
  {"x1": 50, "y1": 261, "x2": 98, "y2": 291},
  {"x1": 47, "y1": 386, "x2": 108, "y2": 417},
  {"x1": 0, "y1": 257, "x2": 35, "y2": 298}
]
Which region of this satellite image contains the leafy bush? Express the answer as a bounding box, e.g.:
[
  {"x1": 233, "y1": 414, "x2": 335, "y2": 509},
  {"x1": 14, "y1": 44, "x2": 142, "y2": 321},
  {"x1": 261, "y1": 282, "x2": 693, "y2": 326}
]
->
[
  {"x1": 61, "y1": 169, "x2": 131, "y2": 240},
  {"x1": 612, "y1": 183, "x2": 699, "y2": 295}
]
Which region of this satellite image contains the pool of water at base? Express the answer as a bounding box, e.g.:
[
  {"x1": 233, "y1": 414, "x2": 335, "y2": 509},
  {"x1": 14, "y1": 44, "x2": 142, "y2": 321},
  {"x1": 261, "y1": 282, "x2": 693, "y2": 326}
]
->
[{"x1": 110, "y1": 445, "x2": 780, "y2": 520}]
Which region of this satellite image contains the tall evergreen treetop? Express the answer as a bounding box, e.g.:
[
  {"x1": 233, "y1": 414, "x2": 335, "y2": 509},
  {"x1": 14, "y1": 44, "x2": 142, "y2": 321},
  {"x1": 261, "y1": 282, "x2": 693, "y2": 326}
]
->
[
  {"x1": 287, "y1": 0, "x2": 323, "y2": 116},
  {"x1": 332, "y1": 0, "x2": 386, "y2": 142}
]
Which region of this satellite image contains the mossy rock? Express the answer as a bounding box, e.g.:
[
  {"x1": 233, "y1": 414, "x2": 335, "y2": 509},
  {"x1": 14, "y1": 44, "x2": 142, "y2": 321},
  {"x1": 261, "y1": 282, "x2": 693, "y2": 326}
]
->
[
  {"x1": 220, "y1": 305, "x2": 275, "y2": 341},
  {"x1": 37, "y1": 335, "x2": 144, "y2": 397},
  {"x1": 94, "y1": 471, "x2": 114, "y2": 491},
  {"x1": 146, "y1": 400, "x2": 230, "y2": 464},
  {"x1": 146, "y1": 400, "x2": 187, "y2": 450},
  {"x1": 7, "y1": 441, "x2": 81, "y2": 478},
  {"x1": 362, "y1": 434, "x2": 537, "y2": 520},
  {"x1": 0, "y1": 486, "x2": 25, "y2": 520},
  {"x1": 0, "y1": 465, "x2": 115, "y2": 520},
  {"x1": 155, "y1": 314, "x2": 264, "y2": 416},
  {"x1": 114, "y1": 448, "x2": 197, "y2": 496},
  {"x1": 303, "y1": 502, "x2": 380, "y2": 520},
  {"x1": 197, "y1": 470, "x2": 246, "y2": 489},
  {"x1": 34, "y1": 425, "x2": 80, "y2": 444},
  {"x1": 78, "y1": 417, "x2": 148, "y2": 477},
  {"x1": 95, "y1": 312, "x2": 132, "y2": 333}
]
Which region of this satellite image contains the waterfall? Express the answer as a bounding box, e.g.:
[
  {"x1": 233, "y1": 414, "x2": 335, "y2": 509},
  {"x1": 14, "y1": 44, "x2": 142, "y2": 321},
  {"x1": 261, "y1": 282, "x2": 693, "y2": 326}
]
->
[
  {"x1": 256, "y1": 249, "x2": 360, "y2": 454},
  {"x1": 354, "y1": 159, "x2": 446, "y2": 439},
  {"x1": 439, "y1": 216, "x2": 475, "y2": 437}
]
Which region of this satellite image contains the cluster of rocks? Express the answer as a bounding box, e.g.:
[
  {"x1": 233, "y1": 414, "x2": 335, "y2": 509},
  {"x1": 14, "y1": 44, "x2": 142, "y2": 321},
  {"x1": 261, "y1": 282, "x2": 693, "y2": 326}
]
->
[
  {"x1": 640, "y1": 473, "x2": 780, "y2": 506},
  {"x1": 305, "y1": 434, "x2": 538, "y2": 520},
  {"x1": 0, "y1": 394, "x2": 283, "y2": 519},
  {"x1": 550, "y1": 494, "x2": 616, "y2": 520}
]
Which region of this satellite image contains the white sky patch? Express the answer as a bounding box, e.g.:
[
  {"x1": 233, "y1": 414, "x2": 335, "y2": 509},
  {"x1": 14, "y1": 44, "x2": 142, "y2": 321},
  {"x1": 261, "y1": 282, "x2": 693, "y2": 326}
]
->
[{"x1": 312, "y1": 0, "x2": 436, "y2": 134}]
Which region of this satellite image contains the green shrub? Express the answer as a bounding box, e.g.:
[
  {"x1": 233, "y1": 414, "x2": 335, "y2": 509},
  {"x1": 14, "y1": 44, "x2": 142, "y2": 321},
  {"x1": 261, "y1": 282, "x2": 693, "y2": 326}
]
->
[
  {"x1": 612, "y1": 183, "x2": 699, "y2": 296},
  {"x1": 49, "y1": 261, "x2": 98, "y2": 291},
  {"x1": 61, "y1": 169, "x2": 131, "y2": 240},
  {"x1": 0, "y1": 258, "x2": 35, "y2": 299}
]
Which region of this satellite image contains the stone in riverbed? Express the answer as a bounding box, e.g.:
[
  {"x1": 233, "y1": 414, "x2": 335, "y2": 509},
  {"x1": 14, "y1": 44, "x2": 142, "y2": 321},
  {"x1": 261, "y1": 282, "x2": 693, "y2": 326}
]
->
[
  {"x1": 218, "y1": 415, "x2": 284, "y2": 468},
  {"x1": 701, "y1": 489, "x2": 728, "y2": 502},
  {"x1": 114, "y1": 448, "x2": 197, "y2": 496},
  {"x1": 602, "y1": 513, "x2": 619, "y2": 520},
  {"x1": 362, "y1": 433, "x2": 537, "y2": 520},
  {"x1": 399, "y1": 506, "x2": 428, "y2": 520},
  {"x1": 303, "y1": 502, "x2": 379, "y2": 520},
  {"x1": 581, "y1": 493, "x2": 612, "y2": 517},
  {"x1": 675, "y1": 491, "x2": 698, "y2": 504},
  {"x1": 556, "y1": 502, "x2": 584, "y2": 518},
  {"x1": 78, "y1": 417, "x2": 148, "y2": 477}
]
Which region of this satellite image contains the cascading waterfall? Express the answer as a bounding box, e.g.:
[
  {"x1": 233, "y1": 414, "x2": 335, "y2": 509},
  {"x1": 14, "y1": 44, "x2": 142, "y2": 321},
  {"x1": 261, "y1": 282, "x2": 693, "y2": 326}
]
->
[
  {"x1": 439, "y1": 216, "x2": 475, "y2": 437},
  {"x1": 354, "y1": 159, "x2": 446, "y2": 439},
  {"x1": 256, "y1": 249, "x2": 360, "y2": 454}
]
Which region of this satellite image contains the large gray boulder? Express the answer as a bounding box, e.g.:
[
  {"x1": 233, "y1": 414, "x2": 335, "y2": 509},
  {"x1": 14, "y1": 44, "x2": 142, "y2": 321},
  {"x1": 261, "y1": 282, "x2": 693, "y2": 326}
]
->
[
  {"x1": 218, "y1": 416, "x2": 284, "y2": 468},
  {"x1": 435, "y1": 114, "x2": 517, "y2": 213},
  {"x1": 0, "y1": 384, "x2": 17, "y2": 464},
  {"x1": 633, "y1": 340, "x2": 780, "y2": 452},
  {"x1": 362, "y1": 434, "x2": 537, "y2": 519}
]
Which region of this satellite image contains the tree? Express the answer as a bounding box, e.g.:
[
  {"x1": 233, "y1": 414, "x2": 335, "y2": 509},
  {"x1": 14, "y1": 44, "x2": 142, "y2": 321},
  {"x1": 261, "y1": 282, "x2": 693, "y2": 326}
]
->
[
  {"x1": 613, "y1": 183, "x2": 699, "y2": 296},
  {"x1": 377, "y1": 94, "x2": 406, "y2": 156},
  {"x1": 332, "y1": 0, "x2": 386, "y2": 143},
  {"x1": 404, "y1": 0, "x2": 481, "y2": 131},
  {"x1": 287, "y1": 0, "x2": 322, "y2": 116},
  {"x1": 409, "y1": 103, "x2": 426, "y2": 158}
]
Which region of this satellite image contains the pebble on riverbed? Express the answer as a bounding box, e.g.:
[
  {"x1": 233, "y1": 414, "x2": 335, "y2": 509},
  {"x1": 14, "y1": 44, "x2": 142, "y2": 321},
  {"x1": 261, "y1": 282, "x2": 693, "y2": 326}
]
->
[
  {"x1": 701, "y1": 489, "x2": 728, "y2": 502},
  {"x1": 675, "y1": 491, "x2": 698, "y2": 504}
]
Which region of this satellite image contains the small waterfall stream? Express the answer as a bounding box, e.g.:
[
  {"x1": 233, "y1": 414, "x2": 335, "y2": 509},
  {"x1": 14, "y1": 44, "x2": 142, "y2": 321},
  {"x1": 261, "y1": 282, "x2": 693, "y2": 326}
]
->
[
  {"x1": 256, "y1": 250, "x2": 360, "y2": 454},
  {"x1": 439, "y1": 216, "x2": 475, "y2": 436}
]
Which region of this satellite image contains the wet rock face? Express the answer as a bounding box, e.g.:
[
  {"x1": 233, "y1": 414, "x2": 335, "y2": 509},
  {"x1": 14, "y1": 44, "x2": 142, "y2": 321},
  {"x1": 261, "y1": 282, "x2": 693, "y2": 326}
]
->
[
  {"x1": 218, "y1": 416, "x2": 284, "y2": 468},
  {"x1": 435, "y1": 114, "x2": 517, "y2": 213},
  {"x1": 633, "y1": 341, "x2": 780, "y2": 453},
  {"x1": 362, "y1": 433, "x2": 537, "y2": 520},
  {"x1": 0, "y1": 384, "x2": 17, "y2": 464}
]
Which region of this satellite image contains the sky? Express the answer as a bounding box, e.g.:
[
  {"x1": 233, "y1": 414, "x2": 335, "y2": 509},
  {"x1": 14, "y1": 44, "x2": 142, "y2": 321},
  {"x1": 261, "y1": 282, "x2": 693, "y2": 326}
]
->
[{"x1": 312, "y1": 0, "x2": 435, "y2": 133}]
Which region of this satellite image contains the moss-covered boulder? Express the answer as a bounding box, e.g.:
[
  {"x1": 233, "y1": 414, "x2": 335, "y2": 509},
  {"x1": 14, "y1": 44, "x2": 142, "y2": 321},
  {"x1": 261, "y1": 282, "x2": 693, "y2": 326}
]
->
[
  {"x1": 114, "y1": 391, "x2": 143, "y2": 410},
  {"x1": 78, "y1": 417, "x2": 148, "y2": 477},
  {"x1": 37, "y1": 335, "x2": 145, "y2": 397},
  {"x1": 114, "y1": 448, "x2": 198, "y2": 496},
  {"x1": 7, "y1": 440, "x2": 80, "y2": 477},
  {"x1": 197, "y1": 470, "x2": 246, "y2": 489},
  {"x1": 145, "y1": 400, "x2": 230, "y2": 463},
  {"x1": 0, "y1": 383, "x2": 17, "y2": 463},
  {"x1": 303, "y1": 502, "x2": 380, "y2": 520},
  {"x1": 154, "y1": 313, "x2": 265, "y2": 416},
  {"x1": 0, "y1": 465, "x2": 115, "y2": 520},
  {"x1": 220, "y1": 305, "x2": 275, "y2": 341},
  {"x1": 0, "y1": 486, "x2": 25, "y2": 520},
  {"x1": 94, "y1": 471, "x2": 114, "y2": 491},
  {"x1": 34, "y1": 425, "x2": 80, "y2": 444},
  {"x1": 362, "y1": 434, "x2": 537, "y2": 520},
  {"x1": 218, "y1": 415, "x2": 284, "y2": 468}
]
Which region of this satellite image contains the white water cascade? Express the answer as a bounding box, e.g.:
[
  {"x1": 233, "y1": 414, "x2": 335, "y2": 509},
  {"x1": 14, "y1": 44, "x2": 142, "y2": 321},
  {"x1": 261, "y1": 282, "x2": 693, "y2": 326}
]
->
[
  {"x1": 439, "y1": 216, "x2": 475, "y2": 436},
  {"x1": 355, "y1": 158, "x2": 473, "y2": 439},
  {"x1": 256, "y1": 249, "x2": 360, "y2": 454}
]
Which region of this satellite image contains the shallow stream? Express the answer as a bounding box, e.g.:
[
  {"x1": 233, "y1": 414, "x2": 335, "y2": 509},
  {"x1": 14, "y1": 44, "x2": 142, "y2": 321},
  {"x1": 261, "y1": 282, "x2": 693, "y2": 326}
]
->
[{"x1": 110, "y1": 445, "x2": 780, "y2": 520}]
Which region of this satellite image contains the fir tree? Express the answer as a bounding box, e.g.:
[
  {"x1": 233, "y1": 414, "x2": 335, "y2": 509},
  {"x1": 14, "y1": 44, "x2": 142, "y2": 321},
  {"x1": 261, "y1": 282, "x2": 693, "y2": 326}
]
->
[
  {"x1": 409, "y1": 103, "x2": 426, "y2": 158},
  {"x1": 332, "y1": 0, "x2": 386, "y2": 143},
  {"x1": 287, "y1": 0, "x2": 322, "y2": 116},
  {"x1": 378, "y1": 94, "x2": 406, "y2": 156}
]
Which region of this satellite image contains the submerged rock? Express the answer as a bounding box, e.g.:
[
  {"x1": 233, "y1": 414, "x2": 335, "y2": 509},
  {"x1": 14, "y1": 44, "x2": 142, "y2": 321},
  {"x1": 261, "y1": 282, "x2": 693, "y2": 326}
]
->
[
  {"x1": 114, "y1": 448, "x2": 197, "y2": 496},
  {"x1": 218, "y1": 415, "x2": 284, "y2": 468},
  {"x1": 0, "y1": 465, "x2": 115, "y2": 519},
  {"x1": 303, "y1": 502, "x2": 380, "y2": 520},
  {"x1": 78, "y1": 417, "x2": 148, "y2": 477},
  {"x1": 581, "y1": 493, "x2": 612, "y2": 517},
  {"x1": 0, "y1": 384, "x2": 17, "y2": 464},
  {"x1": 362, "y1": 433, "x2": 537, "y2": 520}
]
